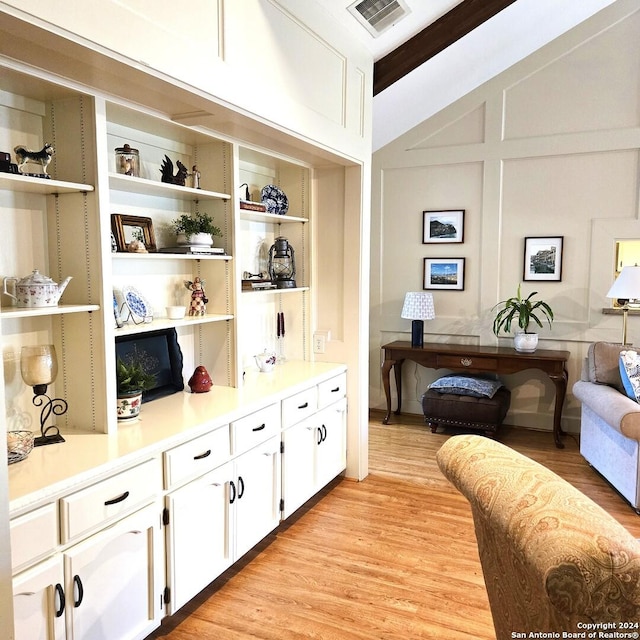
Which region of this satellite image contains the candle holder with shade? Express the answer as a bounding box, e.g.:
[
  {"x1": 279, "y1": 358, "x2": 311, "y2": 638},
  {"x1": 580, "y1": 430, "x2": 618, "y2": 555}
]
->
[{"x1": 20, "y1": 345, "x2": 66, "y2": 446}]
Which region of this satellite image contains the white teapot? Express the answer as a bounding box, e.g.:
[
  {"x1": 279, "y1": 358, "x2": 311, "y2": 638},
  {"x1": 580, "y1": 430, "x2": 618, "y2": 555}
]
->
[
  {"x1": 3, "y1": 270, "x2": 72, "y2": 307},
  {"x1": 254, "y1": 349, "x2": 276, "y2": 373}
]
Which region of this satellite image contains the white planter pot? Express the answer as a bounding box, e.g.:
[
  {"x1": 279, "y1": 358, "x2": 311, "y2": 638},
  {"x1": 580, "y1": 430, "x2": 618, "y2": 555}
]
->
[
  {"x1": 188, "y1": 232, "x2": 213, "y2": 247},
  {"x1": 514, "y1": 332, "x2": 538, "y2": 353},
  {"x1": 117, "y1": 391, "x2": 143, "y2": 421},
  {"x1": 176, "y1": 232, "x2": 213, "y2": 247}
]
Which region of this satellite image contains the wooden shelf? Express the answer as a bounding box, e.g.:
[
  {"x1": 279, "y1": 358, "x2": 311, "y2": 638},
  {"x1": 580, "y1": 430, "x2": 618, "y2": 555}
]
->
[
  {"x1": 239, "y1": 209, "x2": 307, "y2": 224},
  {"x1": 0, "y1": 303, "x2": 100, "y2": 319},
  {"x1": 0, "y1": 173, "x2": 94, "y2": 195},
  {"x1": 108, "y1": 173, "x2": 230, "y2": 201},
  {"x1": 241, "y1": 287, "x2": 309, "y2": 295},
  {"x1": 114, "y1": 313, "x2": 233, "y2": 336}
]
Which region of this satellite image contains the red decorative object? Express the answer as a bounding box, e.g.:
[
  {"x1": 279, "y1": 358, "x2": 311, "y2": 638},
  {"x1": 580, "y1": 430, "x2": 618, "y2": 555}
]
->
[{"x1": 188, "y1": 365, "x2": 212, "y2": 393}]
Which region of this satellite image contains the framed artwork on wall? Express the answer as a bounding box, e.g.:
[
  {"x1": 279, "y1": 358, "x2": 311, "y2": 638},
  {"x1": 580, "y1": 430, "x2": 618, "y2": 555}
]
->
[
  {"x1": 423, "y1": 210, "x2": 464, "y2": 244},
  {"x1": 523, "y1": 236, "x2": 563, "y2": 281},
  {"x1": 423, "y1": 258, "x2": 465, "y2": 290}
]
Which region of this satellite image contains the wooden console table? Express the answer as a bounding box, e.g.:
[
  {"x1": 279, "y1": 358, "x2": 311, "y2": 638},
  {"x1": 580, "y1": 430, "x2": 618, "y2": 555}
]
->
[{"x1": 381, "y1": 341, "x2": 570, "y2": 448}]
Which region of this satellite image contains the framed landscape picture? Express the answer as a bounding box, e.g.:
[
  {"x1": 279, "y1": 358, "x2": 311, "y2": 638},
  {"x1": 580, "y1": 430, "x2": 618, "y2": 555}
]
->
[
  {"x1": 423, "y1": 258, "x2": 465, "y2": 290},
  {"x1": 523, "y1": 236, "x2": 563, "y2": 281},
  {"x1": 423, "y1": 210, "x2": 464, "y2": 244}
]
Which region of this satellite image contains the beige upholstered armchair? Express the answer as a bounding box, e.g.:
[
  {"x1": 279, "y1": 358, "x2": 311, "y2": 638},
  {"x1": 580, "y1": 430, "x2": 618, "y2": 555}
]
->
[{"x1": 437, "y1": 434, "x2": 640, "y2": 640}]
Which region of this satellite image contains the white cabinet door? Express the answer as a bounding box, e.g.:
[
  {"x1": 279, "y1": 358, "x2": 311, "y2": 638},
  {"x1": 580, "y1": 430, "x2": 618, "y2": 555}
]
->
[
  {"x1": 63, "y1": 504, "x2": 162, "y2": 640},
  {"x1": 281, "y1": 417, "x2": 316, "y2": 519},
  {"x1": 315, "y1": 399, "x2": 347, "y2": 490},
  {"x1": 281, "y1": 398, "x2": 347, "y2": 519},
  {"x1": 233, "y1": 436, "x2": 281, "y2": 560},
  {"x1": 13, "y1": 556, "x2": 65, "y2": 640},
  {"x1": 165, "y1": 463, "x2": 232, "y2": 615}
]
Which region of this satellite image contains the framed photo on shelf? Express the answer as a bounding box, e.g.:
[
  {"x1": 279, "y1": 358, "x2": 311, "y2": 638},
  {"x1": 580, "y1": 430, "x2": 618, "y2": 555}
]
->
[
  {"x1": 422, "y1": 210, "x2": 464, "y2": 244},
  {"x1": 523, "y1": 236, "x2": 563, "y2": 281},
  {"x1": 423, "y1": 258, "x2": 465, "y2": 290},
  {"x1": 111, "y1": 214, "x2": 157, "y2": 252}
]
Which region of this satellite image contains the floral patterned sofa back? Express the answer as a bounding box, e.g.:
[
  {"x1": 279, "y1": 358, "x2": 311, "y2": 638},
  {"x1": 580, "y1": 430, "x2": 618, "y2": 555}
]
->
[{"x1": 437, "y1": 434, "x2": 640, "y2": 640}]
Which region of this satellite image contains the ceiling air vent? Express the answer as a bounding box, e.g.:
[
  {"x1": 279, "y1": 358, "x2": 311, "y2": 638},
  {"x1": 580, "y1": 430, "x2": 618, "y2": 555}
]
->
[{"x1": 348, "y1": 0, "x2": 411, "y2": 38}]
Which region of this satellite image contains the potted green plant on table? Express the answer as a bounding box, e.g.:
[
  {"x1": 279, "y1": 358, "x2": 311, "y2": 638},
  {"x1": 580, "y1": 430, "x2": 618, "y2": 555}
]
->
[
  {"x1": 492, "y1": 284, "x2": 554, "y2": 353},
  {"x1": 171, "y1": 212, "x2": 222, "y2": 247},
  {"x1": 116, "y1": 349, "x2": 157, "y2": 421}
]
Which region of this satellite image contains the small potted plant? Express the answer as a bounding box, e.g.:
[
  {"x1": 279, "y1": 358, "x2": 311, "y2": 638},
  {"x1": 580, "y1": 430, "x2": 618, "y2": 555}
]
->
[
  {"x1": 171, "y1": 212, "x2": 222, "y2": 247},
  {"x1": 116, "y1": 349, "x2": 156, "y2": 421},
  {"x1": 492, "y1": 284, "x2": 554, "y2": 353}
]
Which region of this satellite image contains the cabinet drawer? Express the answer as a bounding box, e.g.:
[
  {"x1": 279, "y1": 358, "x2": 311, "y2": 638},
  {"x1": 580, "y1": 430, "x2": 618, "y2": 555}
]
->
[
  {"x1": 60, "y1": 458, "x2": 161, "y2": 543},
  {"x1": 10, "y1": 503, "x2": 58, "y2": 572},
  {"x1": 164, "y1": 427, "x2": 230, "y2": 490},
  {"x1": 231, "y1": 403, "x2": 280, "y2": 456},
  {"x1": 282, "y1": 386, "x2": 318, "y2": 428},
  {"x1": 318, "y1": 372, "x2": 347, "y2": 408},
  {"x1": 436, "y1": 354, "x2": 498, "y2": 371}
]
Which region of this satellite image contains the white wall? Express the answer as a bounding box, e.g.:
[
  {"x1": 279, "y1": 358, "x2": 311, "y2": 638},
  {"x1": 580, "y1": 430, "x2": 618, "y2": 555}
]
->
[
  {"x1": 370, "y1": 0, "x2": 640, "y2": 434},
  {"x1": 0, "y1": 0, "x2": 372, "y2": 163}
]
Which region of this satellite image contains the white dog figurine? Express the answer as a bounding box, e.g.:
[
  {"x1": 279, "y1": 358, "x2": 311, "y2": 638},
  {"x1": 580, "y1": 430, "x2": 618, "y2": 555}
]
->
[{"x1": 14, "y1": 143, "x2": 54, "y2": 175}]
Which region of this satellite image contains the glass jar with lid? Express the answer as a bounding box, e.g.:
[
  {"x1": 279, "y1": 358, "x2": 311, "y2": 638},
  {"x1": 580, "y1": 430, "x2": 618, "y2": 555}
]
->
[{"x1": 115, "y1": 143, "x2": 140, "y2": 177}]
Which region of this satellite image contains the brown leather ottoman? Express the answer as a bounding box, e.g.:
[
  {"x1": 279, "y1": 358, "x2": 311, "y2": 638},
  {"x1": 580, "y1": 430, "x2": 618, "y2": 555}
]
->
[{"x1": 421, "y1": 386, "x2": 511, "y2": 437}]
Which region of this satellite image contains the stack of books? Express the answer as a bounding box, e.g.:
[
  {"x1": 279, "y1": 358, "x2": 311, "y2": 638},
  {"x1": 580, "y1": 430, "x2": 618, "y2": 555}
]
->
[
  {"x1": 242, "y1": 279, "x2": 276, "y2": 291},
  {"x1": 239, "y1": 199, "x2": 266, "y2": 212},
  {"x1": 158, "y1": 246, "x2": 225, "y2": 255}
]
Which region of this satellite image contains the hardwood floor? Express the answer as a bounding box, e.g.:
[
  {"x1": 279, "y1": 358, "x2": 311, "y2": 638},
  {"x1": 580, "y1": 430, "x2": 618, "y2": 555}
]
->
[{"x1": 148, "y1": 412, "x2": 640, "y2": 640}]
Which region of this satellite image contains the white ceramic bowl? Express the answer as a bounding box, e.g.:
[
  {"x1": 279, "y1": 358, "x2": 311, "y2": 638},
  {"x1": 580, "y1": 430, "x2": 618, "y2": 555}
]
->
[{"x1": 166, "y1": 306, "x2": 186, "y2": 320}]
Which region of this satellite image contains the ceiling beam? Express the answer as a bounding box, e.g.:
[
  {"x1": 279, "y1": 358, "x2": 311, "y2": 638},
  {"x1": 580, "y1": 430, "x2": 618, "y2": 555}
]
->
[{"x1": 373, "y1": 0, "x2": 518, "y2": 95}]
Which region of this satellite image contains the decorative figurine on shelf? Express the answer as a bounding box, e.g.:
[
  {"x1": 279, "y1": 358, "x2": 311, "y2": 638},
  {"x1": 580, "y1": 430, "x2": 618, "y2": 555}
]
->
[
  {"x1": 191, "y1": 165, "x2": 201, "y2": 189},
  {"x1": 188, "y1": 365, "x2": 212, "y2": 393},
  {"x1": 160, "y1": 154, "x2": 188, "y2": 186},
  {"x1": 14, "y1": 143, "x2": 54, "y2": 176},
  {"x1": 184, "y1": 277, "x2": 208, "y2": 316}
]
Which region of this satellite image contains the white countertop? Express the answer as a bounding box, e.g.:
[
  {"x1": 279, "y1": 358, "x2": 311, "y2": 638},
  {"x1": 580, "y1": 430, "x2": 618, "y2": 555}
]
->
[{"x1": 9, "y1": 361, "x2": 346, "y2": 516}]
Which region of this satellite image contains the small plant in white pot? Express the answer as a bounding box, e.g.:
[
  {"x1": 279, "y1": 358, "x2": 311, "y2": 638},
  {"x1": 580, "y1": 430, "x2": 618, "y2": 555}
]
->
[
  {"x1": 492, "y1": 284, "x2": 554, "y2": 353},
  {"x1": 116, "y1": 350, "x2": 156, "y2": 421},
  {"x1": 171, "y1": 212, "x2": 221, "y2": 247}
]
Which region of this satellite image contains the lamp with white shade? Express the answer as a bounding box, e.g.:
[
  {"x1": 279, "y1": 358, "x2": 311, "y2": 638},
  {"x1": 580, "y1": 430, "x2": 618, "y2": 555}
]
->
[
  {"x1": 401, "y1": 292, "x2": 436, "y2": 348},
  {"x1": 606, "y1": 265, "x2": 640, "y2": 345}
]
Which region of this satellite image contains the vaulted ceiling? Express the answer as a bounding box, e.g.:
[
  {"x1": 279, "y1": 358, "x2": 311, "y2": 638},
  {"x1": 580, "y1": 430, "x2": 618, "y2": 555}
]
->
[
  {"x1": 311, "y1": 0, "x2": 618, "y2": 150},
  {"x1": 372, "y1": 0, "x2": 517, "y2": 95}
]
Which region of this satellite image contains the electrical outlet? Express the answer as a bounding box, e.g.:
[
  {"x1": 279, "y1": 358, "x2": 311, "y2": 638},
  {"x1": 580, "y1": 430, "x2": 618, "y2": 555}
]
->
[{"x1": 313, "y1": 332, "x2": 326, "y2": 354}]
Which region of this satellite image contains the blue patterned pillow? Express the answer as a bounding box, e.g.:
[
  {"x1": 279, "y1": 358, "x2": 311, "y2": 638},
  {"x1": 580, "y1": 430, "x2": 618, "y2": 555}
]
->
[
  {"x1": 619, "y1": 350, "x2": 640, "y2": 402},
  {"x1": 428, "y1": 375, "x2": 503, "y2": 399}
]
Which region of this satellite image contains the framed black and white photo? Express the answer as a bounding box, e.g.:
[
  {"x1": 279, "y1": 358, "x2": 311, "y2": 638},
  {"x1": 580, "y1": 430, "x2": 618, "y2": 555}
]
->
[
  {"x1": 423, "y1": 210, "x2": 464, "y2": 244},
  {"x1": 523, "y1": 236, "x2": 563, "y2": 281},
  {"x1": 423, "y1": 258, "x2": 465, "y2": 290}
]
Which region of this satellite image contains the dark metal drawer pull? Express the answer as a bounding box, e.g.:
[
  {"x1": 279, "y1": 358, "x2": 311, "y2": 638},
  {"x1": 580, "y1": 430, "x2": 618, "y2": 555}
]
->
[
  {"x1": 331, "y1": 387, "x2": 340, "y2": 392},
  {"x1": 55, "y1": 583, "x2": 65, "y2": 617},
  {"x1": 193, "y1": 449, "x2": 211, "y2": 460},
  {"x1": 252, "y1": 423, "x2": 266, "y2": 432},
  {"x1": 104, "y1": 491, "x2": 130, "y2": 506},
  {"x1": 297, "y1": 402, "x2": 309, "y2": 409},
  {"x1": 73, "y1": 575, "x2": 84, "y2": 608}
]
